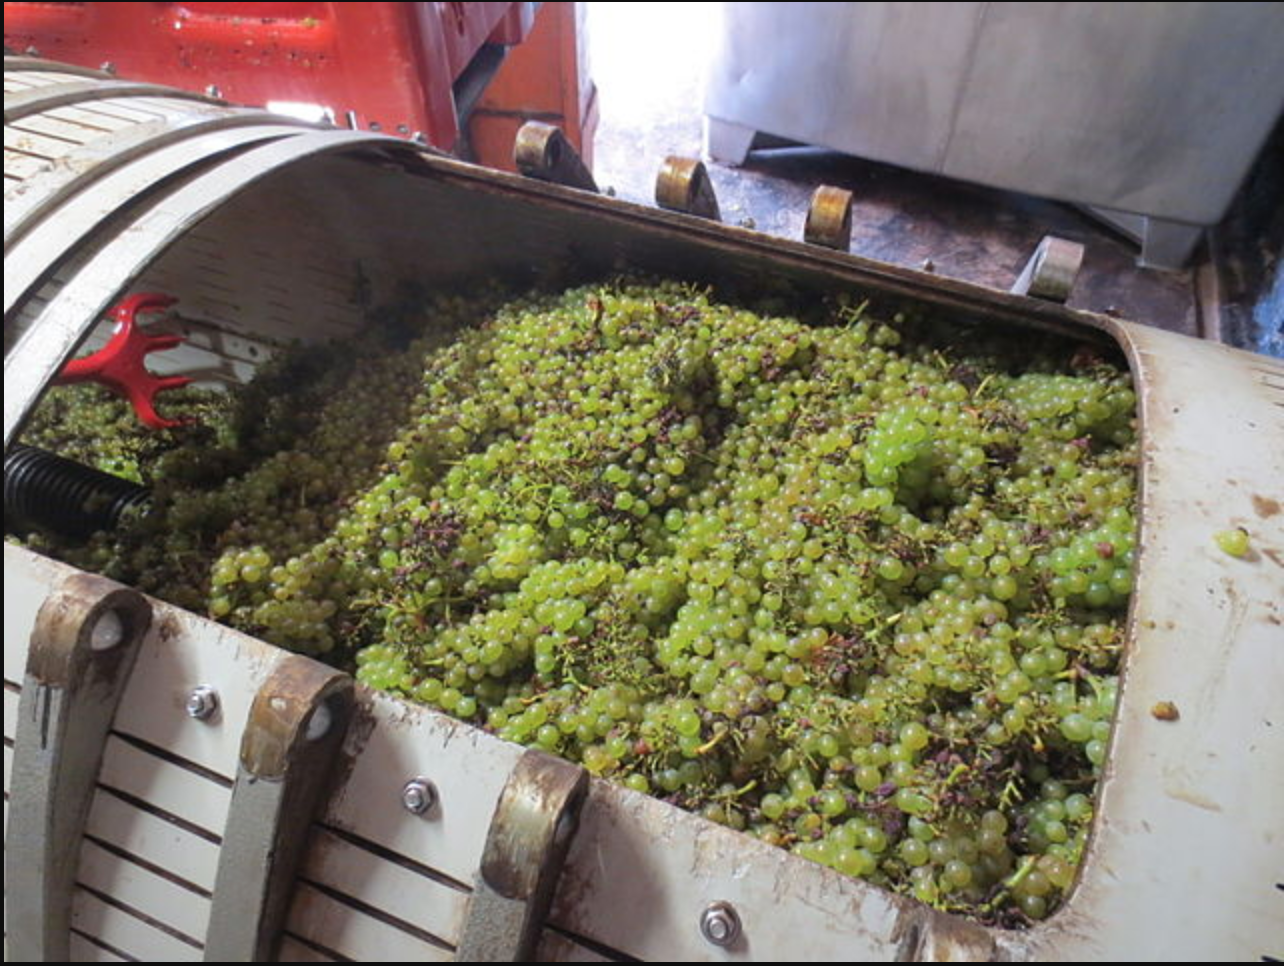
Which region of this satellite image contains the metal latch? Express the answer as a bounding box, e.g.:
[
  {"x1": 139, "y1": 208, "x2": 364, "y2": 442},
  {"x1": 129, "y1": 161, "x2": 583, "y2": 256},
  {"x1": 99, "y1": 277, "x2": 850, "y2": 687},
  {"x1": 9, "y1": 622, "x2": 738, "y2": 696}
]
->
[
  {"x1": 456, "y1": 749, "x2": 590, "y2": 960},
  {"x1": 6, "y1": 574, "x2": 152, "y2": 962}
]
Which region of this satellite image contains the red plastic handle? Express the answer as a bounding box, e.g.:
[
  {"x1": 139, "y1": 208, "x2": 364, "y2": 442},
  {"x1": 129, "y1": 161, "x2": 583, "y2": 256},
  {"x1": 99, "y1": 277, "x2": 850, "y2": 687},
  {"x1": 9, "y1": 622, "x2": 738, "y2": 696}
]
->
[{"x1": 57, "y1": 293, "x2": 192, "y2": 429}]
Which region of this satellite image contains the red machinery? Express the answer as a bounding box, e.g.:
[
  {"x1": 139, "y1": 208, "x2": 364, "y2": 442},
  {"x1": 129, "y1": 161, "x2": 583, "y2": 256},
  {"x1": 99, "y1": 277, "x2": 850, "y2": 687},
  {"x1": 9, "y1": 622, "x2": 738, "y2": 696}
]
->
[{"x1": 2, "y1": 1, "x2": 593, "y2": 164}]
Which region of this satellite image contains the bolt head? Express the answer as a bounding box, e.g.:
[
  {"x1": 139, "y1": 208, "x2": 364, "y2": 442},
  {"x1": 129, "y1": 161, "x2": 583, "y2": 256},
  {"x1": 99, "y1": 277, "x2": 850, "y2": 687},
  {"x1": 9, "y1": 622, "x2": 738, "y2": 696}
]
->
[
  {"x1": 185, "y1": 685, "x2": 220, "y2": 720},
  {"x1": 700, "y1": 901, "x2": 741, "y2": 947},
  {"x1": 401, "y1": 778, "x2": 437, "y2": 815}
]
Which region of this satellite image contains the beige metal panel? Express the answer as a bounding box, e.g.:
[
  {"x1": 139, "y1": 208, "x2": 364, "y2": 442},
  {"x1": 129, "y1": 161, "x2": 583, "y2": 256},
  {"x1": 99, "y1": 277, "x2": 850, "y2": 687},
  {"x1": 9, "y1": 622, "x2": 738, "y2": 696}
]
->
[
  {"x1": 77, "y1": 839, "x2": 210, "y2": 944},
  {"x1": 71, "y1": 887, "x2": 202, "y2": 962},
  {"x1": 68, "y1": 930, "x2": 129, "y2": 962},
  {"x1": 999, "y1": 324, "x2": 1284, "y2": 962},
  {"x1": 111, "y1": 617, "x2": 282, "y2": 781},
  {"x1": 322, "y1": 687, "x2": 524, "y2": 887},
  {"x1": 2, "y1": 683, "x2": 16, "y2": 740},
  {"x1": 85, "y1": 788, "x2": 221, "y2": 894},
  {"x1": 4, "y1": 70, "x2": 99, "y2": 88},
  {"x1": 552, "y1": 779, "x2": 912, "y2": 961},
  {"x1": 5, "y1": 123, "x2": 78, "y2": 160},
  {"x1": 536, "y1": 929, "x2": 618, "y2": 962},
  {"x1": 286, "y1": 881, "x2": 453, "y2": 962},
  {"x1": 134, "y1": 214, "x2": 370, "y2": 346},
  {"x1": 3, "y1": 147, "x2": 47, "y2": 179},
  {"x1": 44, "y1": 104, "x2": 148, "y2": 132},
  {"x1": 299, "y1": 825, "x2": 470, "y2": 947},
  {"x1": 943, "y1": 2, "x2": 1284, "y2": 224},
  {"x1": 3, "y1": 541, "x2": 61, "y2": 668},
  {"x1": 9, "y1": 112, "x2": 103, "y2": 142},
  {"x1": 277, "y1": 934, "x2": 341, "y2": 962},
  {"x1": 97, "y1": 736, "x2": 232, "y2": 837}
]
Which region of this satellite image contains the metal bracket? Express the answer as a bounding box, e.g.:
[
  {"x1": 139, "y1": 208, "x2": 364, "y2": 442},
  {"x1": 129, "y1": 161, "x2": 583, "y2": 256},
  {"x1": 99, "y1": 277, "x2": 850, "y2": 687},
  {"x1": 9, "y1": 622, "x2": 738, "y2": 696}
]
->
[
  {"x1": 803, "y1": 184, "x2": 854, "y2": 250},
  {"x1": 514, "y1": 120, "x2": 598, "y2": 192},
  {"x1": 5, "y1": 573, "x2": 153, "y2": 962},
  {"x1": 655, "y1": 156, "x2": 721, "y2": 221},
  {"x1": 204, "y1": 656, "x2": 354, "y2": 961},
  {"x1": 456, "y1": 750, "x2": 590, "y2": 960},
  {"x1": 1010, "y1": 235, "x2": 1085, "y2": 303}
]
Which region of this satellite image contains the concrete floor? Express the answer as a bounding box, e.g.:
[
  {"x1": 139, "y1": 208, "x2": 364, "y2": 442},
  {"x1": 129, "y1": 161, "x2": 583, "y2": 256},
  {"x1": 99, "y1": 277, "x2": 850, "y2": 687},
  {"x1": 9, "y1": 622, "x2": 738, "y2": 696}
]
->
[{"x1": 584, "y1": 3, "x2": 1207, "y2": 338}]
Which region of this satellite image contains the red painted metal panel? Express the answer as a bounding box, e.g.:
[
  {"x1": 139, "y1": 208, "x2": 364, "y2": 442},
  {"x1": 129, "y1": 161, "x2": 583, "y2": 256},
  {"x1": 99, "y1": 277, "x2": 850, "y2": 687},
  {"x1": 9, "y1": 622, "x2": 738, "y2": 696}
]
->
[{"x1": 4, "y1": 2, "x2": 532, "y2": 149}]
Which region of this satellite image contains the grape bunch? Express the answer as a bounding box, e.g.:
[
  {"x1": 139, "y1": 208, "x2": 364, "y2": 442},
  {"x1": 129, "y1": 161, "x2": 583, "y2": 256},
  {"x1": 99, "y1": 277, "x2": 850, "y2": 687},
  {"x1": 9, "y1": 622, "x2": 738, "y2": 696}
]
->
[{"x1": 21, "y1": 281, "x2": 1138, "y2": 925}]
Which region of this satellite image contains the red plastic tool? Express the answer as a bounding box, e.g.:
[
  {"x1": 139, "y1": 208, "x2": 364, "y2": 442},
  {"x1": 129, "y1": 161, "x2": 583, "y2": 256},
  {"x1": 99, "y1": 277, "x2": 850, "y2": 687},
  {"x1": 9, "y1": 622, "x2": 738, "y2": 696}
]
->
[{"x1": 56, "y1": 293, "x2": 192, "y2": 429}]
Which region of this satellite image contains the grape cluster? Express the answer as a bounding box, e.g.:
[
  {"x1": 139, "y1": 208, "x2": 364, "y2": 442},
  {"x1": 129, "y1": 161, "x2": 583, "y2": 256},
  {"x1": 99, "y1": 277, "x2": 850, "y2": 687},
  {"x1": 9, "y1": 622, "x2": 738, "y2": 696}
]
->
[{"x1": 22, "y1": 281, "x2": 1138, "y2": 925}]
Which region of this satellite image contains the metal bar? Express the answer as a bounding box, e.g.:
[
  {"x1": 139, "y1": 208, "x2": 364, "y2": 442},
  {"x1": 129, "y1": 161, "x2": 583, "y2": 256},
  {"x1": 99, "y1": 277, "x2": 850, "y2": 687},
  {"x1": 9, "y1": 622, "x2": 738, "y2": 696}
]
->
[
  {"x1": 456, "y1": 750, "x2": 589, "y2": 961},
  {"x1": 204, "y1": 656, "x2": 354, "y2": 962},
  {"x1": 4, "y1": 55, "x2": 111, "y2": 78},
  {"x1": 5, "y1": 573, "x2": 153, "y2": 962},
  {"x1": 4, "y1": 80, "x2": 215, "y2": 125}
]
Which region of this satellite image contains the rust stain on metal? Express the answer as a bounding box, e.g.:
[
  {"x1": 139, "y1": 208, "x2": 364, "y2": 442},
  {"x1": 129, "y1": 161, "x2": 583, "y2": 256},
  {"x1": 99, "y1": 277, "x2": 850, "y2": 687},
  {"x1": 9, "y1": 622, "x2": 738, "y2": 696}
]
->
[
  {"x1": 325, "y1": 686, "x2": 379, "y2": 808},
  {"x1": 240, "y1": 656, "x2": 352, "y2": 780},
  {"x1": 804, "y1": 184, "x2": 854, "y2": 251},
  {"x1": 514, "y1": 120, "x2": 597, "y2": 193},
  {"x1": 26, "y1": 574, "x2": 151, "y2": 685},
  {"x1": 1164, "y1": 784, "x2": 1223, "y2": 813},
  {"x1": 548, "y1": 782, "x2": 615, "y2": 923},
  {"x1": 482, "y1": 750, "x2": 588, "y2": 900},
  {"x1": 655, "y1": 156, "x2": 721, "y2": 221},
  {"x1": 893, "y1": 906, "x2": 1000, "y2": 961},
  {"x1": 156, "y1": 611, "x2": 183, "y2": 643}
]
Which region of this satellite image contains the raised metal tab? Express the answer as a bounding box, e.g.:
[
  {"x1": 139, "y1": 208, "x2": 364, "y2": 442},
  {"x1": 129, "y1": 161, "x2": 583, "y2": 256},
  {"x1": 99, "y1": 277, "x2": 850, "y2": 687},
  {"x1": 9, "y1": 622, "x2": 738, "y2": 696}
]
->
[
  {"x1": 6, "y1": 573, "x2": 152, "y2": 962},
  {"x1": 514, "y1": 120, "x2": 598, "y2": 192},
  {"x1": 1010, "y1": 235, "x2": 1084, "y2": 303},
  {"x1": 204, "y1": 655, "x2": 354, "y2": 961},
  {"x1": 457, "y1": 749, "x2": 589, "y2": 960},
  {"x1": 655, "y1": 156, "x2": 721, "y2": 221},
  {"x1": 803, "y1": 184, "x2": 854, "y2": 250}
]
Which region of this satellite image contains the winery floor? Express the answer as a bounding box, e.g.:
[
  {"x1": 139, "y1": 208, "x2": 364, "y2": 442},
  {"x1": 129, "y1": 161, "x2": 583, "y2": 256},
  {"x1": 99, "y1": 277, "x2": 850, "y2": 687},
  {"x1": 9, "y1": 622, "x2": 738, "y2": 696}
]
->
[{"x1": 584, "y1": 3, "x2": 1282, "y2": 352}]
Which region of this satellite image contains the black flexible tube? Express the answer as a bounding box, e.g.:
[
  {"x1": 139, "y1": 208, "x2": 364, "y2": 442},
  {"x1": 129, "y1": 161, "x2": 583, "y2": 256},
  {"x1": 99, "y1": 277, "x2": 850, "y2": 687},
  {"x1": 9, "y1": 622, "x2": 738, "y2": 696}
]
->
[{"x1": 5, "y1": 443, "x2": 149, "y2": 538}]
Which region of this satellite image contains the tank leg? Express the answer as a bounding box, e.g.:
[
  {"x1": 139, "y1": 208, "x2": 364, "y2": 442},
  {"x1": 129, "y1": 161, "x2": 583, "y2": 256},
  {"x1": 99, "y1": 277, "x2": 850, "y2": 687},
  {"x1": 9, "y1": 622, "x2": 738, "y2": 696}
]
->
[
  {"x1": 703, "y1": 115, "x2": 757, "y2": 166},
  {"x1": 1139, "y1": 217, "x2": 1205, "y2": 271}
]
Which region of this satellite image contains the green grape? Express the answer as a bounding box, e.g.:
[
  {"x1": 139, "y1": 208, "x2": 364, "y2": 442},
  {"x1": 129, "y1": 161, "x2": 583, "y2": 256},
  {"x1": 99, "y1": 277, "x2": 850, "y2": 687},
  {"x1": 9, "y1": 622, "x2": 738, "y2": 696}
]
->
[
  {"x1": 21, "y1": 279, "x2": 1137, "y2": 925},
  {"x1": 1213, "y1": 527, "x2": 1250, "y2": 557}
]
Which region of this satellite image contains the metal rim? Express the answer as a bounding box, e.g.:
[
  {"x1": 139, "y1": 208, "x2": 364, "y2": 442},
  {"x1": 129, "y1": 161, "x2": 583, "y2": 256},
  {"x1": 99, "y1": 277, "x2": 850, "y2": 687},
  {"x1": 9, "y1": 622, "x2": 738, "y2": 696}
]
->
[
  {"x1": 3, "y1": 55, "x2": 111, "y2": 78},
  {"x1": 4, "y1": 79, "x2": 217, "y2": 125}
]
